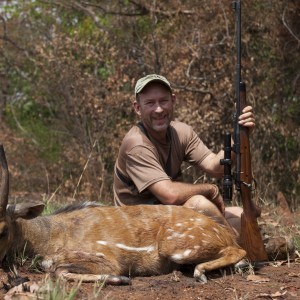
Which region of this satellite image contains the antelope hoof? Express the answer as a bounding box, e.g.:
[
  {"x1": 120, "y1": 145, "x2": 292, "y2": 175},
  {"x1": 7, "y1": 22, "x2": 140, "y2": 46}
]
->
[
  {"x1": 194, "y1": 269, "x2": 208, "y2": 284},
  {"x1": 41, "y1": 258, "x2": 54, "y2": 272},
  {"x1": 106, "y1": 275, "x2": 131, "y2": 285},
  {"x1": 234, "y1": 259, "x2": 249, "y2": 269}
]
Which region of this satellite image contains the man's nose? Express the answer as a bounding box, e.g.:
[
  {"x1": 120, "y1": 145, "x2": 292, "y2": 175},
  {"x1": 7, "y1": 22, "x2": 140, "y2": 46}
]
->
[{"x1": 154, "y1": 103, "x2": 163, "y2": 113}]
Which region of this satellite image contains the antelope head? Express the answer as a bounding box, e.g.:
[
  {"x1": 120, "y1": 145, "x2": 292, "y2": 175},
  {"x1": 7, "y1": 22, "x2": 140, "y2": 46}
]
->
[
  {"x1": 0, "y1": 145, "x2": 44, "y2": 262},
  {"x1": 0, "y1": 145, "x2": 11, "y2": 261}
]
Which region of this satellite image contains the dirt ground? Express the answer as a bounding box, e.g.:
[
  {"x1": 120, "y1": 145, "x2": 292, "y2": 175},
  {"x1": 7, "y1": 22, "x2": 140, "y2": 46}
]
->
[
  {"x1": 1, "y1": 260, "x2": 300, "y2": 299},
  {"x1": 101, "y1": 262, "x2": 300, "y2": 300}
]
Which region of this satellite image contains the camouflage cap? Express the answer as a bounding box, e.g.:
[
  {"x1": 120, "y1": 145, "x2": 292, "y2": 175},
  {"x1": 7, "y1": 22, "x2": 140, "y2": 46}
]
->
[{"x1": 134, "y1": 74, "x2": 172, "y2": 98}]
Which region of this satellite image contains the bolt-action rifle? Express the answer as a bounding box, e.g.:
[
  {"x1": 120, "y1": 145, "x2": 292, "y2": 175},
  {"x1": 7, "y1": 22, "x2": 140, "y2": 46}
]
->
[{"x1": 220, "y1": 0, "x2": 268, "y2": 262}]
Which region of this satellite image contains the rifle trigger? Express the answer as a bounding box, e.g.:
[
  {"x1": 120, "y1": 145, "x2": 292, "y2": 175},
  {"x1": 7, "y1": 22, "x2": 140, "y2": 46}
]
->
[
  {"x1": 241, "y1": 179, "x2": 256, "y2": 191},
  {"x1": 241, "y1": 181, "x2": 252, "y2": 190}
]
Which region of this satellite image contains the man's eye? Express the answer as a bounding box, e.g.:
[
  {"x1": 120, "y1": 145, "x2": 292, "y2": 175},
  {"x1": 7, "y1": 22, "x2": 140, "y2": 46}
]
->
[{"x1": 145, "y1": 102, "x2": 154, "y2": 106}]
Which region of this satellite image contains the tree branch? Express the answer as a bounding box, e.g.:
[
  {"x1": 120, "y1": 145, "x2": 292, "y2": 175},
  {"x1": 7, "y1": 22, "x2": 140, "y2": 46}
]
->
[{"x1": 282, "y1": 6, "x2": 300, "y2": 45}]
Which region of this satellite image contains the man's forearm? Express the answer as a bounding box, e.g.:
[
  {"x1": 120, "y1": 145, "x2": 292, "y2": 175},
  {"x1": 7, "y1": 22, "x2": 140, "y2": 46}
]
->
[
  {"x1": 200, "y1": 138, "x2": 237, "y2": 178},
  {"x1": 149, "y1": 180, "x2": 218, "y2": 205}
]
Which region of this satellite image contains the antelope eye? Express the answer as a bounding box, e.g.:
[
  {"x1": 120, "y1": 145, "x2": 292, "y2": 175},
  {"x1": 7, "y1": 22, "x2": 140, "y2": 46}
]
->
[{"x1": 0, "y1": 226, "x2": 8, "y2": 239}]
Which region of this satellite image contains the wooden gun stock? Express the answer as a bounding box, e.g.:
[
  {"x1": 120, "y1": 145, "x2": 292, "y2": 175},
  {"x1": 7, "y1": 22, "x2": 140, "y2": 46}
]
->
[{"x1": 238, "y1": 83, "x2": 268, "y2": 262}]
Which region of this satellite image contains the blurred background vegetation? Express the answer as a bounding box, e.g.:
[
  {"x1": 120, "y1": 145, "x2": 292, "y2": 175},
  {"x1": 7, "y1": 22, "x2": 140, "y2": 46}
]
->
[{"x1": 0, "y1": 0, "x2": 299, "y2": 208}]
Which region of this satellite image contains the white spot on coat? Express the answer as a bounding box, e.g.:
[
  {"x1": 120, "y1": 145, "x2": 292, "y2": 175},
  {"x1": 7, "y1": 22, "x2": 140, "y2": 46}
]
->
[
  {"x1": 196, "y1": 218, "x2": 205, "y2": 224},
  {"x1": 183, "y1": 249, "x2": 192, "y2": 257},
  {"x1": 213, "y1": 227, "x2": 220, "y2": 234},
  {"x1": 202, "y1": 233, "x2": 211, "y2": 238},
  {"x1": 96, "y1": 252, "x2": 106, "y2": 257},
  {"x1": 169, "y1": 232, "x2": 186, "y2": 239},
  {"x1": 171, "y1": 253, "x2": 184, "y2": 262},
  {"x1": 97, "y1": 240, "x2": 108, "y2": 245},
  {"x1": 115, "y1": 243, "x2": 155, "y2": 253}
]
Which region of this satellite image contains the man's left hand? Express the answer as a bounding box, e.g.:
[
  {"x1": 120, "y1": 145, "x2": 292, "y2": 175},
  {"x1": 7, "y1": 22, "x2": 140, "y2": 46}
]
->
[{"x1": 238, "y1": 106, "x2": 255, "y2": 132}]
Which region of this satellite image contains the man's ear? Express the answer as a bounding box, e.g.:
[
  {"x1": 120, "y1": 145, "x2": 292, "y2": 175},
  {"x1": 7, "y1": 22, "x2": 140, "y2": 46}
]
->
[
  {"x1": 171, "y1": 94, "x2": 176, "y2": 105},
  {"x1": 133, "y1": 101, "x2": 141, "y2": 116}
]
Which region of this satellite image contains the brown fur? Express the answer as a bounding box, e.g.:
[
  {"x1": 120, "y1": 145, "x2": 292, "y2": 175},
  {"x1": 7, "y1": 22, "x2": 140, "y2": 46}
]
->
[{"x1": 1, "y1": 203, "x2": 246, "y2": 284}]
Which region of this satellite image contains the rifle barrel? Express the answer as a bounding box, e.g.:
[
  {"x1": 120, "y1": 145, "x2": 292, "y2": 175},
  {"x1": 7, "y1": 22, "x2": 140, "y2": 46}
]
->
[{"x1": 234, "y1": 0, "x2": 242, "y2": 190}]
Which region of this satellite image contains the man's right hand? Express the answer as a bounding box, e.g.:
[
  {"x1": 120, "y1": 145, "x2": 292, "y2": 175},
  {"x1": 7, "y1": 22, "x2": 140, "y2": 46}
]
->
[{"x1": 210, "y1": 190, "x2": 225, "y2": 216}]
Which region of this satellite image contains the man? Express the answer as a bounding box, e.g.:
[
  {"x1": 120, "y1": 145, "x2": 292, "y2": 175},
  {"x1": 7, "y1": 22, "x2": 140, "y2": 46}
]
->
[{"x1": 113, "y1": 74, "x2": 255, "y2": 234}]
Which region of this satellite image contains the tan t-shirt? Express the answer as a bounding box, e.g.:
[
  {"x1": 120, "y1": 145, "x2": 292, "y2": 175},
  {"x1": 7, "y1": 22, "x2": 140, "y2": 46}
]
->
[{"x1": 113, "y1": 120, "x2": 212, "y2": 206}]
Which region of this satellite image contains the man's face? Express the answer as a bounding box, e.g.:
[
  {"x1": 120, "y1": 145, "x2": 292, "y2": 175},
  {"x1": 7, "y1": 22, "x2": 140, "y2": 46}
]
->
[{"x1": 134, "y1": 82, "x2": 176, "y2": 136}]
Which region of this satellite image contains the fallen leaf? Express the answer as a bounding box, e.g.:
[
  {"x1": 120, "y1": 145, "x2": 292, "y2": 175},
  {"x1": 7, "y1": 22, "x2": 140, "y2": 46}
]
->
[
  {"x1": 271, "y1": 290, "x2": 287, "y2": 297},
  {"x1": 256, "y1": 290, "x2": 287, "y2": 299},
  {"x1": 247, "y1": 274, "x2": 270, "y2": 283},
  {"x1": 4, "y1": 281, "x2": 42, "y2": 300},
  {"x1": 4, "y1": 292, "x2": 37, "y2": 300},
  {"x1": 288, "y1": 272, "x2": 300, "y2": 277},
  {"x1": 269, "y1": 261, "x2": 287, "y2": 267},
  {"x1": 256, "y1": 292, "x2": 272, "y2": 298}
]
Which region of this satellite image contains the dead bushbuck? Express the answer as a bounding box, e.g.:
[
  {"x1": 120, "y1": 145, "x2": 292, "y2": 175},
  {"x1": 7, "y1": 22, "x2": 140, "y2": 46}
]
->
[{"x1": 0, "y1": 145, "x2": 246, "y2": 285}]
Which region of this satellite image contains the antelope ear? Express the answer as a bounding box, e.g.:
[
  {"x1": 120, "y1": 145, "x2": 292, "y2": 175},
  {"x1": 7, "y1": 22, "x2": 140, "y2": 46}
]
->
[{"x1": 8, "y1": 202, "x2": 45, "y2": 219}]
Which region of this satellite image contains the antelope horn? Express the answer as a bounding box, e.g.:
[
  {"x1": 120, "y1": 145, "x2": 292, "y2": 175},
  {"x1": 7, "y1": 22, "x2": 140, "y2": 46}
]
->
[{"x1": 0, "y1": 145, "x2": 9, "y2": 217}]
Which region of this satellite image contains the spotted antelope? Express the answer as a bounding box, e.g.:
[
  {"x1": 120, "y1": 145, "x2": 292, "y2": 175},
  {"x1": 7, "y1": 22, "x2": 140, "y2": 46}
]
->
[{"x1": 0, "y1": 145, "x2": 246, "y2": 285}]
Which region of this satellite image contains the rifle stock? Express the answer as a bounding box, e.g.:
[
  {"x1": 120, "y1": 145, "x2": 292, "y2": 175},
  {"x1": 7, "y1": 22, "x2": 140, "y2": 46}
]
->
[{"x1": 238, "y1": 83, "x2": 268, "y2": 262}]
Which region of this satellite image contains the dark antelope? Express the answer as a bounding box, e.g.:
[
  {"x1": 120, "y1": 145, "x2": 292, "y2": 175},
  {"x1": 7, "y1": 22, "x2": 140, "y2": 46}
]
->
[{"x1": 0, "y1": 145, "x2": 246, "y2": 285}]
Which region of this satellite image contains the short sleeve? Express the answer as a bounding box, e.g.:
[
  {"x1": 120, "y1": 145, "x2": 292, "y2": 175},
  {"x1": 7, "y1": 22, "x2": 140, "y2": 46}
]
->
[
  {"x1": 184, "y1": 128, "x2": 212, "y2": 166},
  {"x1": 126, "y1": 145, "x2": 170, "y2": 192}
]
